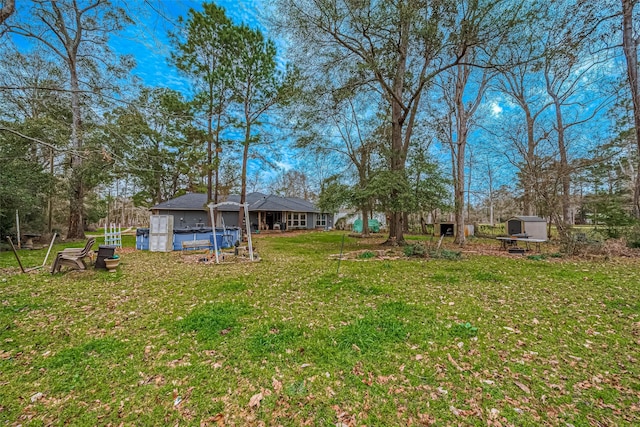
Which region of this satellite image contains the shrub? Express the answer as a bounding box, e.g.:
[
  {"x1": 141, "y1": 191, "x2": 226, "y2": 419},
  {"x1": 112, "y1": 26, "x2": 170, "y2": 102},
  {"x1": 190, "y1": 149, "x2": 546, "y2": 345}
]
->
[
  {"x1": 403, "y1": 243, "x2": 426, "y2": 257},
  {"x1": 561, "y1": 229, "x2": 605, "y2": 256},
  {"x1": 429, "y1": 249, "x2": 461, "y2": 260},
  {"x1": 626, "y1": 225, "x2": 640, "y2": 248},
  {"x1": 358, "y1": 251, "x2": 376, "y2": 259}
]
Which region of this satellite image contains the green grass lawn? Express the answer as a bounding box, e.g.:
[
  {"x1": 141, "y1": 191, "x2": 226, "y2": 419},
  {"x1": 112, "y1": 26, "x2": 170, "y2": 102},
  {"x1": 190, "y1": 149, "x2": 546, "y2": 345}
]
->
[{"x1": 1, "y1": 232, "x2": 639, "y2": 425}]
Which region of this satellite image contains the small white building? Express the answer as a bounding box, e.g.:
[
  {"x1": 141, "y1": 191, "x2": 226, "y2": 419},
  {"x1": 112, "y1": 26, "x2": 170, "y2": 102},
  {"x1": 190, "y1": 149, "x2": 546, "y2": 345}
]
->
[
  {"x1": 506, "y1": 216, "x2": 547, "y2": 240},
  {"x1": 435, "y1": 222, "x2": 475, "y2": 237}
]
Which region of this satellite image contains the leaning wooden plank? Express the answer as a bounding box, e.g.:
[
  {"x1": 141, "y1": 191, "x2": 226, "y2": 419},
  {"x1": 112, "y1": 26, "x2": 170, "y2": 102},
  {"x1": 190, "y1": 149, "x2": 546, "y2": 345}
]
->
[{"x1": 6, "y1": 237, "x2": 26, "y2": 273}]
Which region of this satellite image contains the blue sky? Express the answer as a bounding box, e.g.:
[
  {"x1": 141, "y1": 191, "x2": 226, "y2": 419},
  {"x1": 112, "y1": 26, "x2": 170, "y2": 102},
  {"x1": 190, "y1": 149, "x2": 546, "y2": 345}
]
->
[{"x1": 112, "y1": 1, "x2": 274, "y2": 91}]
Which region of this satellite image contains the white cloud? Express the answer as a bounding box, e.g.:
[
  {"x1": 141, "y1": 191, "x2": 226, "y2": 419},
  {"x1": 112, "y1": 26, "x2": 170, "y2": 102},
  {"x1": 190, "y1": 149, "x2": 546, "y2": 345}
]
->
[{"x1": 275, "y1": 160, "x2": 293, "y2": 171}]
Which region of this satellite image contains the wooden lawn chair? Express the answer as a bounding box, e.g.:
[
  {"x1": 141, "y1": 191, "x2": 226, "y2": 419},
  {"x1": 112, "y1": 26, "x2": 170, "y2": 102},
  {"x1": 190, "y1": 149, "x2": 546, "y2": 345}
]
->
[{"x1": 50, "y1": 237, "x2": 96, "y2": 273}]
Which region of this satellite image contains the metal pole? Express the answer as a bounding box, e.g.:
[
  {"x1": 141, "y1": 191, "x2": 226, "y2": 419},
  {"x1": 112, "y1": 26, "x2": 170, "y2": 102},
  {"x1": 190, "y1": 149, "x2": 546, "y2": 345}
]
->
[
  {"x1": 16, "y1": 210, "x2": 21, "y2": 249},
  {"x1": 244, "y1": 203, "x2": 254, "y2": 261},
  {"x1": 208, "y1": 203, "x2": 219, "y2": 264},
  {"x1": 41, "y1": 233, "x2": 57, "y2": 268}
]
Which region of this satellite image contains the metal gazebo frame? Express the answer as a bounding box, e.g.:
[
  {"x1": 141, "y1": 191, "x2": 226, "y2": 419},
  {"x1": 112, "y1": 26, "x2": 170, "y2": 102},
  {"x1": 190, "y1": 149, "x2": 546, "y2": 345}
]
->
[{"x1": 207, "y1": 201, "x2": 254, "y2": 264}]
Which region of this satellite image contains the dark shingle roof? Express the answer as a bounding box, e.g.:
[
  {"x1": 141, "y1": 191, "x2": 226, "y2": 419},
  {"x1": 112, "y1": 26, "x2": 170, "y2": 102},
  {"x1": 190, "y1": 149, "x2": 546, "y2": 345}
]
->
[
  {"x1": 150, "y1": 193, "x2": 208, "y2": 210},
  {"x1": 250, "y1": 194, "x2": 319, "y2": 213},
  {"x1": 151, "y1": 192, "x2": 318, "y2": 213}
]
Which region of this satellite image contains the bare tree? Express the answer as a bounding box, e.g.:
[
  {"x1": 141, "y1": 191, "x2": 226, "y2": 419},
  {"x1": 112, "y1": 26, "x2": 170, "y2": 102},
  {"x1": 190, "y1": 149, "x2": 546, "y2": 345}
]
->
[
  {"x1": 495, "y1": 38, "x2": 553, "y2": 216},
  {"x1": 275, "y1": 0, "x2": 521, "y2": 244},
  {"x1": 436, "y1": 55, "x2": 492, "y2": 246},
  {"x1": 540, "y1": 2, "x2": 615, "y2": 229}
]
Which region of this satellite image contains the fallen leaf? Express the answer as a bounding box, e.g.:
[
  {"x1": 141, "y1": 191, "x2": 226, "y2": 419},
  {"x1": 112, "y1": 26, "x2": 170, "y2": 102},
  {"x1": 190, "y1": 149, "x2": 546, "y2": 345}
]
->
[
  {"x1": 489, "y1": 408, "x2": 500, "y2": 419},
  {"x1": 200, "y1": 413, "x2": 224, "y2": 427},
  {"x1": 249, "y1": 392, "x2": 263, "y2": 408},
  {"x1": 514, "y1": 381, "x2": 530, "y2": 394},
  {"x1": 447, "y1": 353, "x2": 464, "y2": 371},
  {"x1": 272, "y1": 378, "x2": 283, "y2": 393}
]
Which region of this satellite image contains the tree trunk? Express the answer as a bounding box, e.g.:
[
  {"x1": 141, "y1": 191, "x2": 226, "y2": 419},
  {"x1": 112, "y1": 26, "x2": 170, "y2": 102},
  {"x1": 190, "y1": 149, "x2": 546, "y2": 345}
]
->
[
  {"x1": 453, "y1": 66, "x2": 468, "y2": 246},
  {"x1": 66, "y1": 65, "x2": 85, "y2": 239},
  {"x1": 454, "y1": 141, "x2": 466, "y2": 246},
  {"x1": 556, "y1": 108, "x2": 571, "y2": 225},
  {"x1": 383, "y1": 10, "x2": 410, "y2": 246},
  {"x1": 0, "y1": 0, "x2": 15, "y2": 25},
  {"x1": 523, "y1": 108, "x2": 536, "y2": 216},
  {"x1": 361, "y1": 207, "x2": 369, "y2": 237},
  {"x1": 487, "y1": 161, "x2": 494, "y2": 226},
  {"x1": 211, "y1": 105, "x2": 225, "y2": 227},
  {"x1": 545, "y1": 69, "x2": 571, "y2": 225},
  {"x1": 386, "y1": 212, "x2": 403, "y2": 246},
  {"x1": 238, "y1": 122, "x2": 251, "y2": 229},
  {"x1": 420, "y1": 216, "x2": 427, "y2": 234},
  {"x1": 207, "y1": 114, "x2": 213, "y2": 204},
  {"x1": 622, "y1": 0, "x2": 640, "y2": 217},
  {"x1": 156, "y1": 170, "x2": 162, "y2": 204},
  {"x1": 48, "y1": 149, "x2": 54, "y2": 233},
  {"x1": 403, "y1": 212, "x2": 409, "y2": 234}
]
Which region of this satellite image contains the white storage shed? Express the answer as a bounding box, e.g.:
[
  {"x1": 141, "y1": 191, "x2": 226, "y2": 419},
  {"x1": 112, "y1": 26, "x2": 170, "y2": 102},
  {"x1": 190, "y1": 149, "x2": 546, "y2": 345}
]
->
[{"x1": 506, "y1": 216, "x2": 547, "y2": 241}]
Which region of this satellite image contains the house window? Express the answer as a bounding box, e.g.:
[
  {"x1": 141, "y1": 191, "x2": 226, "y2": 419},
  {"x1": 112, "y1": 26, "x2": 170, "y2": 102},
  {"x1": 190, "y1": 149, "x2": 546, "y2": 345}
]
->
[
  {"x1": 316, "y1": 214, "x2": 327, "y2": 227},
  {"x1": 287, "y1": 212, "x2": 306, "y2": 228}
]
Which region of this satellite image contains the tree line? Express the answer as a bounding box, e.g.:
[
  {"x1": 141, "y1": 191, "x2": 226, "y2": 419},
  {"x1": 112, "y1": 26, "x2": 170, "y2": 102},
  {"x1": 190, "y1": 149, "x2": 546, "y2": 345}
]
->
[{"x1": 1, "y1": 0, "x2": 639, "y2": 246}]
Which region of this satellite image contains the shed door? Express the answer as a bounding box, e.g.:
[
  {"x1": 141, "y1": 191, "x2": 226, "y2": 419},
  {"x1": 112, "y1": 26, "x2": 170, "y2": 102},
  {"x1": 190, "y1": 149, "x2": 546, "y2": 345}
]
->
[
  {"x1": 507, "y1": 220, "x2": 522, "y2": 235},
  {"x1": 149, "y1": 215, "x2": 174, "y2": 252}
]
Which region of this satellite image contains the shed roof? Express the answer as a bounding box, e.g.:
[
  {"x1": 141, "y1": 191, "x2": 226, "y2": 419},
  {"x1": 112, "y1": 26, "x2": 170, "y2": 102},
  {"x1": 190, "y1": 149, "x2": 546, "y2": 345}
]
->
[{"x1": 508, "y1": 216, "x2": 546, "y2": 222}]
